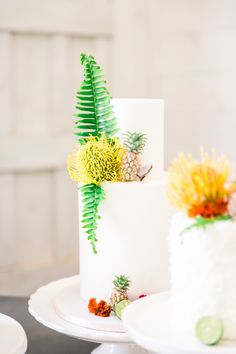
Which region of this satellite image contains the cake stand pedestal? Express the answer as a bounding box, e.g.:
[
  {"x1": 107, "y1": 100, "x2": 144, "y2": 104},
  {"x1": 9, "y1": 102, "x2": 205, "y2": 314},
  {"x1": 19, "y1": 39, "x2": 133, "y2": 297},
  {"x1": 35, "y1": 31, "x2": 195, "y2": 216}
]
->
[
  {"x1": 123, "y1": 292, "x2": 236, "y2": 354},
  {"x1": 0, "y1": 313, "x2": 27, "y2": 354},
  {"x1": 28, "y1": 276, "x2": 149, "y2": 354}
]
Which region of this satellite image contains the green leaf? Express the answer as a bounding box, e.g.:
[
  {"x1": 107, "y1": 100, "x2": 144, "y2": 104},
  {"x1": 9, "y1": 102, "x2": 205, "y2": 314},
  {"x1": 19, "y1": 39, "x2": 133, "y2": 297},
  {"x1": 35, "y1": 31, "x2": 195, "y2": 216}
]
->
[
  {"x1": 76, "y1": 118, "x2": 96, "y2": 124},
  {"x1": 81, "y1": 217, "x2": 94, "y2": 223},
  {"x1": 77, "y1": 113, "x2": 96, "y2": 119},
  {"x1": 83, "y1": 223, "x2": 94, "y2": 229},
  {"x1": 83, "y1": 201, "x2": 96, "y2": 209},
  {"x1": 74, "y1": 53, "x2": 119, "y2": 142},
  {"x1": 77, "y1": 95, "x2": 94, "y2": 101},
  {"x1": 75, "y1": 101, "x2": 94, "y2": 107},
  {"x1": 76, "y1": 124, "x2": 96, "y2": 130},
  {"x1": 98, "y1": 118, "x2": 116, "y2": 127},
  {"x1": 82, "y1": 212, "x2": 94, "y2": 218},
  {"x1": 81, "y1": 189, "x2": 95, "y2": 195},
  {"x1": 73, "y1": 54, "x2": 119, "y2": 251},
  {"x1": 79, "y1": 183, "x2": 106, "y2": 253},
  {"x1": 96, "y1": 96, "x2": 110, "y2": 103},
  {"x1": 76, "y1": 106, "x2": 95, "y2": 112},
  {"x1": 181, "y1": 215, "x2": 232, "y2": 235},
  {"x1": 82, "y1": 196, "x2": 95, "y2": 203}
]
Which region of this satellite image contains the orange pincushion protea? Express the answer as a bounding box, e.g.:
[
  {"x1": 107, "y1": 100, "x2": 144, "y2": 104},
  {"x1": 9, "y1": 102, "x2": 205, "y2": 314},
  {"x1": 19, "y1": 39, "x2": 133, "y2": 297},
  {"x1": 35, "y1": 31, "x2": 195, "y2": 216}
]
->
[
  {"x1": 168, "y1": 148, "x2": 235, "y2": 217},
  {"x1": 88, "y1": 298, "x2": 111, "y2": 317}
]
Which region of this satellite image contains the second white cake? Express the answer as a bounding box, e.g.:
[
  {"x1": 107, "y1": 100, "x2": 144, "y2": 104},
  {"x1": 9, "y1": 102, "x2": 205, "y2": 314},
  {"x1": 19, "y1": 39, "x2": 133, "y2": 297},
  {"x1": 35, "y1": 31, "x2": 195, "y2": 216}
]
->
[
  {"x1": 167, "y1": 149, "x2": 236, "y2": 342},
  {"x1": 170, "y1": 212, "x2": 236, "y2": 340}
]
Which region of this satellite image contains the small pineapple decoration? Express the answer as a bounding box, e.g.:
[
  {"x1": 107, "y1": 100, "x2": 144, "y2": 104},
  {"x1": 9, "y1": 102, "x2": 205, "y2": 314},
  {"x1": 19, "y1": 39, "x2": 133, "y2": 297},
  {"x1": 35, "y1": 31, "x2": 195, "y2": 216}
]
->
[
  {"x1": 120, "y1": 132, "x2": 147, "y2": 181},
  {"x1": 109, "y1": 275, "x2": 131, "y2": 310}
]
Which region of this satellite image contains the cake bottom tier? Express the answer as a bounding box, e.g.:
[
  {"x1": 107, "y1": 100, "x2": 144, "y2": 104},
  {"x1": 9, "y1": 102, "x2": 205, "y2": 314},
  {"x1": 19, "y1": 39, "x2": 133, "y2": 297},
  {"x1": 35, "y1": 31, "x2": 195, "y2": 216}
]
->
[
  {"x1": 79, "y1": 178, "x2": 173, "y2": 302},
  {"x1": 170, "y1": 213, "x2": 236, "y2": 340}
]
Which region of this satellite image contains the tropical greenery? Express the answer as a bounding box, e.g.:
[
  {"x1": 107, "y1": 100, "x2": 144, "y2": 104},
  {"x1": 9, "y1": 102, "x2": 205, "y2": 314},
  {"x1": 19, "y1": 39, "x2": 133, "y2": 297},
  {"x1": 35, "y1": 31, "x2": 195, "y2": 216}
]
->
[
  {"x1": 75, "y1": 53, "x2": 118, "y2": 143},
  {"x1": 72, "y1": 53, "x2": 119, "y2": 253},
  {"x1": 182, "y1": 215, "x2": 232, "y2": 235},
  {"x1": 80, "y1": 184, "x2": 105, "y2": 253}
]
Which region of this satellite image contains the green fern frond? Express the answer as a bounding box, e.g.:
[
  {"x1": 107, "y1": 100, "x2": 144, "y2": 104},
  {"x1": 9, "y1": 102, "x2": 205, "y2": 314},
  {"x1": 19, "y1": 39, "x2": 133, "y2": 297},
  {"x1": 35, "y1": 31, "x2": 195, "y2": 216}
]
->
[
  {"x1": 80, "y1": 183, "x2": 105, "y2": 254},
  {"x1": 75, "y1": 53, "x2": 119, "y2": 143},
  {"x1": 75, "y1": 53, "x2": 119, "y2": 253}
]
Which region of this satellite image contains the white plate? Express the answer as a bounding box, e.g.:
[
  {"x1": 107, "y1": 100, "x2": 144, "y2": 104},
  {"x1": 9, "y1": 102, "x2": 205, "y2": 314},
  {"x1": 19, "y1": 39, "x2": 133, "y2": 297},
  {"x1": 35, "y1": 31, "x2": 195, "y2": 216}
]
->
[
  {"x1": 54, "y1": 279, "x2": 124, "y2": 332},
  {"x1": 123, "y1": 292, "x2": 236, "y2": 354},
  {"x1": 0, "y1": 313, "x2": 27, "y2": 354},
  {"x1": 29, "y1": 276, "x2": 130, "y2": 343}
]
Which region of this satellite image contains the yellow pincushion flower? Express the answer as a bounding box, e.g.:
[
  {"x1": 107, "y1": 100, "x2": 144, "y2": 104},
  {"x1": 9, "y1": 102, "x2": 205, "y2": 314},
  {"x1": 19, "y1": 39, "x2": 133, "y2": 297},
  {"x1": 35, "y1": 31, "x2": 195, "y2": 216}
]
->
[
  {"x1": 67, "y1": 135, "x2": 125, "y2": 185},
  {"x1": 168, "y1": 148, "x2": 235, "y2": 217}
]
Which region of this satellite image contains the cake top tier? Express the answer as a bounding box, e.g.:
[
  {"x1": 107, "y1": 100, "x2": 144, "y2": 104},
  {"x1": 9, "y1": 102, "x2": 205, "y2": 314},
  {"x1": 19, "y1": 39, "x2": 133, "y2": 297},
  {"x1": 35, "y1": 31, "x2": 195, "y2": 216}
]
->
[{"x1": 112, "y1": 98, "x2": 164, "y2": 177}]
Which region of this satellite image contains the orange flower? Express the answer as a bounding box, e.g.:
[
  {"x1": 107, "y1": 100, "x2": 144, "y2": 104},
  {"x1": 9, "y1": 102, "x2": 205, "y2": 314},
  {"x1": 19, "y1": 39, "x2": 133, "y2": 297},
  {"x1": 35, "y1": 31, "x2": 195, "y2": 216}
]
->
[
  {"x1": 188, "y1": 199, "x2": 228, "y2": 219},
  {"x1": 88, "y1": 298, "x2": 111, "y2": 317},
  {"x1": 88, "y1": 298, "x2": 97, "y2": 314},
  {"x1": 168, "y1": 148, "x2": 235, "y2": 217}
]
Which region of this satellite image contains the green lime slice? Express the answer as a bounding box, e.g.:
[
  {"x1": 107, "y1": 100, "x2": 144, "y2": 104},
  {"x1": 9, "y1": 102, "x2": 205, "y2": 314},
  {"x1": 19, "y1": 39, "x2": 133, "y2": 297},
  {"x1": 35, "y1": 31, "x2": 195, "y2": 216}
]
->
[
  {"x1": 114, "y1": 300, "x2": 131, "y2": 320},
  {"x1": 195, "y1": 316, "x2": 224, "y2": 345}
]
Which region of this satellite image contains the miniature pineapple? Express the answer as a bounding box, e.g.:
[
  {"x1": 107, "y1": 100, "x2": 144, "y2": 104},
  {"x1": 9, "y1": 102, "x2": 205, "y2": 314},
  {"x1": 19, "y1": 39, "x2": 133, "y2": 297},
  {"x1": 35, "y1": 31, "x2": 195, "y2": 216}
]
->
[
  {"x1": 109, "y1": 275, "x2": 131, "y2": 310},
  {"x1": 120, "y1": 132, "x2": 147, "y2": 181}
]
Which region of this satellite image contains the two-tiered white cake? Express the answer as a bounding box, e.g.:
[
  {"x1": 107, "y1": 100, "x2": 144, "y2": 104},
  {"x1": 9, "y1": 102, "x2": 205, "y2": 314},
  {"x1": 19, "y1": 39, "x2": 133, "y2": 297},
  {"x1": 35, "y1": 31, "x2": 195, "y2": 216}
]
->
[{"x1": 79, "y1": 99, "x2": 174, "y2": 302}]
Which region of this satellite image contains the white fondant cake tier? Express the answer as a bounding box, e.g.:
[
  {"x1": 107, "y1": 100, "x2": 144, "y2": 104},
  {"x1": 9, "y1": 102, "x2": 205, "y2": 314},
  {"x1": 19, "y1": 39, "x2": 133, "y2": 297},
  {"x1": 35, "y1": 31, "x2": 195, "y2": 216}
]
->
[
  {"x1": 79, "y1": 177, "x2": 174, "y2": 302},
  {"x1": 112, "y1": 98, "x2": 164, "y2": 178},
  {"x1": 170, "y1": 213, "x2": 236, "y2": 340}
]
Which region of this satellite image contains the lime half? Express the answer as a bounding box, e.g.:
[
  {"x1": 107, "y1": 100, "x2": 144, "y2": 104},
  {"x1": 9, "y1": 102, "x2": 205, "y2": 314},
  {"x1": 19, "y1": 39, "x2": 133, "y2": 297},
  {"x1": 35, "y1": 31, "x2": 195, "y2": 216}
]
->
[
  {"x1": 114, "y1": 300, "x2": 131, "y2": 320},
  {"x1": 195, "y1": 316, "x2": 224, "y2": 345}
]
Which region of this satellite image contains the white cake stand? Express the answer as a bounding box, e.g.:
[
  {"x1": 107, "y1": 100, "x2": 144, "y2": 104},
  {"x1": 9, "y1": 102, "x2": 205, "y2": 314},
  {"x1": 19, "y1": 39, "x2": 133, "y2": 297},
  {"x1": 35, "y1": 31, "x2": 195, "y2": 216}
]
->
[
  {"x1": 0, "y1": 313, "x2": 27, "y2": 354},
  {"x1": 28, "y1": 276, "x2": 149, "y2": 354},
  {"x1": 123, "y1": 292, "x2": 236, "y2": 354}
]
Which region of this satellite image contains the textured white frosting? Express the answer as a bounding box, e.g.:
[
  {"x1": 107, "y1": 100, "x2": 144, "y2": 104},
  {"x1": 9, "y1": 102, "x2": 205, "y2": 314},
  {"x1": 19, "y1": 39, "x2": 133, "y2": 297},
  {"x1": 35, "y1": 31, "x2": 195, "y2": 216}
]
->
[{"x1": 170, "y1": 212, "x2": 236, "y2": 339}]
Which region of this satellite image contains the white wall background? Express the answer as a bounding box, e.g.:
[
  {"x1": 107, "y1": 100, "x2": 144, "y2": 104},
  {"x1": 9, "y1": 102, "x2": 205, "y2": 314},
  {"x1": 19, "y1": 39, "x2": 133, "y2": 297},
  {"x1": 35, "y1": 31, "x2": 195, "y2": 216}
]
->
[{"x1": 0, "y1": 0, "x2": 236, "y2": 295}]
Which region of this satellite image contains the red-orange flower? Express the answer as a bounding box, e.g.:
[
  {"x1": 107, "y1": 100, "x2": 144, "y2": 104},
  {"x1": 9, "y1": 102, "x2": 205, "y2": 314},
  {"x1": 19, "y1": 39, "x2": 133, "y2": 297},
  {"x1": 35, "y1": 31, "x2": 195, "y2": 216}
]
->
[
  {"x1": 88, "y1": 298, "x2": 97, "y2": 313},
  {"x1": 188, "y1": 199, "x2": 228, "y2": 219},
  {"x1": 88, "y1": 298, "x2": 111, "y2": 317},
  {"x1": 168, "y1": 149, "x2": 235, "y2": 216}
]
